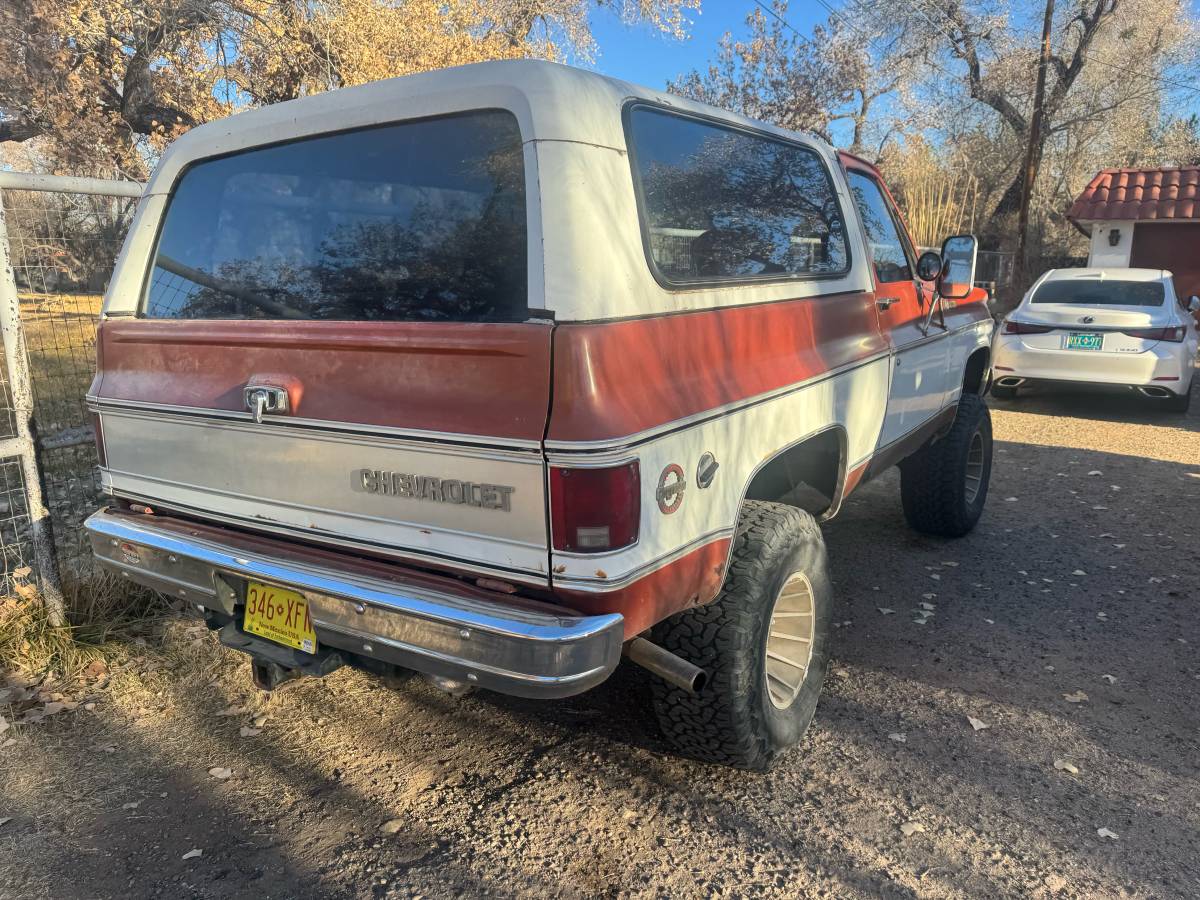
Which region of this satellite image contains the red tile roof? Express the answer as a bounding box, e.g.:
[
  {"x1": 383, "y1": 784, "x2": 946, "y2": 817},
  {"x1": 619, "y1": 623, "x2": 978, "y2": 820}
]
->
[{"x1": 1068, "y1": 166, "x2": 1200, "y2": 221}]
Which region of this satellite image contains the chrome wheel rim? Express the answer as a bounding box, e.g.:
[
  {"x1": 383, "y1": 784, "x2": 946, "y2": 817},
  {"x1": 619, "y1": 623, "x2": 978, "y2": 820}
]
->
[
  {"x1": 765, "y1": 572, "x2": 816, "y2": 709},
  {"x1": 964, "y1": 430, "x2": 985, "y2": 505}
]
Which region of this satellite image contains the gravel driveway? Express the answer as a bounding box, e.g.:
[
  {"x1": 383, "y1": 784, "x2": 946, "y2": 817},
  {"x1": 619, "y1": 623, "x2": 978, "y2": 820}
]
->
[{"x1": 2, "y1": 387, "x2": 1198, "y2": 899}]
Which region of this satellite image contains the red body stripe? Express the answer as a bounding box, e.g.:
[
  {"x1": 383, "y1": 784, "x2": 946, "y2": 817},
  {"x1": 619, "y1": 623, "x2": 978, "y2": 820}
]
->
[
  {"x1": 556, "y1": 538, "x2": 733, "y2": 639},
  {"x1": 93, "y1": 319, "x2": 554, "y2": 441},
  {"x1": 548, "y1": 291, "x2": 887, "y2": 443}
]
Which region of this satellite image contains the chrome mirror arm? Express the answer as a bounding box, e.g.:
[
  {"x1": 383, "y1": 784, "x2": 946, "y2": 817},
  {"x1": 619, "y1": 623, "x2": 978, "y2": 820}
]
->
[{"x1": 920, "y1": 289, "x2": 946, "y2": 337}]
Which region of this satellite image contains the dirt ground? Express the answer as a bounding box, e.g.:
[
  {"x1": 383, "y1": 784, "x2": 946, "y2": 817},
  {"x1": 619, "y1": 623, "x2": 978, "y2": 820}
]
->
[{"x1": 2, "y1": 386, "x2": 1198, "y2": 899}]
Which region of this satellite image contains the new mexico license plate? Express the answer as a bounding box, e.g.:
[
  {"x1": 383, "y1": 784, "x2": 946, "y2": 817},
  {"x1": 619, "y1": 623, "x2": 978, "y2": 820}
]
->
[
  {"x1": 1065, "y1": 332, "x2": 1103, "y2": 350},
  {"x1": 243, "y1": 580, "x2": 317, "y2": 654}
]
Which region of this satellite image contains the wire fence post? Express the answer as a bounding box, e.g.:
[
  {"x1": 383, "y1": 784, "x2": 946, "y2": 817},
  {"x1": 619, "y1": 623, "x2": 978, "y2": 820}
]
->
[{"x1": 0, "y1": 189, "x2": 66, "y2": 623}]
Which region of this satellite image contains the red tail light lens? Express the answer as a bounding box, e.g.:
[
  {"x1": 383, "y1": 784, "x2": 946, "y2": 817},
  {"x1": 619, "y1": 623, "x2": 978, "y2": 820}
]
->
[
  {"x1": 550, "y1": 462, "x2": 640, "y2": 553},
  {"x1": 1003, "y1": 320, "x2": 1055, "y2": 335},
  {"x1": 1121, "y1": 326, "x2": 1186, "y2": 342}
]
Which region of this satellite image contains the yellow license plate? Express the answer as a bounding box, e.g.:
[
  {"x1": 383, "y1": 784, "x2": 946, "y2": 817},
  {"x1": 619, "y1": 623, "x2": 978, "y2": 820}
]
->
[{"x1": 243, "y1": 580, "x2": 317, "y2": 654}]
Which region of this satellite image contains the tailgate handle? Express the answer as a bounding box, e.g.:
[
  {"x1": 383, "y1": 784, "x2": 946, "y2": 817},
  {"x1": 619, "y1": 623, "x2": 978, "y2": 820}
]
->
[{"x1": 244, "y1": 385, "x2": 290, "y2": 424}]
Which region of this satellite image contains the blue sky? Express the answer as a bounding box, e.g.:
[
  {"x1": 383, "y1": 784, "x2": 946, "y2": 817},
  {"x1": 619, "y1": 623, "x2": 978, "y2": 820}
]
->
[
  {"x1": 585, "y1": 2, "x2": 1200, "y2": 120},
  {"x1": 585, "y1": 3, "x2": 824, "y2": 90}
]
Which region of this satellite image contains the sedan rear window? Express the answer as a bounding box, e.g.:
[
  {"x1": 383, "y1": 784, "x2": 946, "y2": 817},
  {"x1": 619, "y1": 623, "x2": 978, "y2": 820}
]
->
[
  {"x1": 144, "y1": 111, "x2": 527, "y2": 321},
  {"x1": 1031, "y1": 279, "x2": 1164, "y2": 307}
]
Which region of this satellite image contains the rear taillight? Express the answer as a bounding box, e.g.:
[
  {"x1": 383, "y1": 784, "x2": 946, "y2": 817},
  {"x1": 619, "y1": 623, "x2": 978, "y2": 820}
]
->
[
  {"x1": 1003, "y1": 320, "x2": 1055, "y2": 335},
  {"x1": 550, "y1": 462, "x2": 640, "y2": 553},
  {"x1": 1121, "y1": 326, "x2": 1186, "y2": 342},
  {"x1": 91, "y1": 412, "x2": 107, "y2": 468}
]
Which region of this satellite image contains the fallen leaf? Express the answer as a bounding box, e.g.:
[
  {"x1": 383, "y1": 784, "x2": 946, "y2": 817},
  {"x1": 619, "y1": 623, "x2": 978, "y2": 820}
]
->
[
  {"x1": 911, "y1": 618, "x2": 927, "y2": 625},
  {"x1": 877, "y1": 608, "x2": 894, "y2": 615},
  {"x1": 888, "y1": 732, "x2": 907, "y2": 743},
  {"x1": 216, "y1": 705, "x2": 248, "y2": 718},
  {"x1": 122, "y1": 801, "x2": 141, "y2": 810},
  {"x1": 380, "y1": 819, "x2": 404, "y2": 835},
  {"x1": 0, "y1": 817, "x2": 10, "y2": 827},
  {"x1": 833, "y1": 668, "x2": 850, "y2": 679},
  {"x1": 922, "y1": 593, "x2": 937, "y2": 600},
  {"x1": 1096, "y1": 612, "x2": 1108, "y2": 620},
  {"x1": 181, "y1": 848, "x2": 203, "y2": 860},
  {"x1": 0, "y1": 717, "x2": 8, "y2": 736},
  {"x1": 1087, "y1": 470, "x2": 1102, "y2": 476},
  {"x1": 83, "y1": 703, "x2": 96, "y2": 712},
  {"x1": 1053, "y1": 759, "x2": 1079, "y2": 774},
  {"x1": 239, "y1": 727, "x2": 261, "y2": 738},
  {"x1": 967, "y1": 716, "x2": 990, "y2": 731},
  {"x1": 1063, "y1": 691, "x2": 1089, "y2": 704},
  {"x1": 82, "y1": 659, "x2": 109, "y2": 679},
  {"x1": 900, "y1": 821, "x2": 925, "y2": 836},
  {"x1": 1101, "y1": 674, "x2": 1117, "y2": 684},
  {"x1": 1097, "y1": 827, "x2": 1118, "y2": 840},
  {"x1": 208, "y1": 767, "x2": 232, "y2": 780},
  {"x1": 1072, "y1": 570, "x2": 1087, "y2": 576},
  {"x1": 941, "y1": 561, "x2": 959, "y2": 567},
  {"x1": 929, "y1": 573, "x2": 941, "y2": 580},
  {"x1": 251, "y1": 714, "x2": 268, "y2": 728},
  {"x1": 1004, "y1": 497, "x2": 1018, "y2": 502},
  {"x1": 919, "y1": 602, "x2": 936, "y2": 611},
  {"x1": 984, "y1": 618, "x2": 995, "y2": 624}
]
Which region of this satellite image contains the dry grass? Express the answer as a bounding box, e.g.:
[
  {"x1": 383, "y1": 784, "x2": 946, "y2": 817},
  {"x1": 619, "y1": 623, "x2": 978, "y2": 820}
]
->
[{"x1": 0, "y1": 571, "x2": 165, "y2": 686}]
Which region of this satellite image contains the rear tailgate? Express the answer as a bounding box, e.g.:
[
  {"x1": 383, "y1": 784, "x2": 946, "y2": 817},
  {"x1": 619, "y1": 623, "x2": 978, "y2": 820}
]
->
[
  {"x1": 92, "y1": 319, "x2": 553, "y2": 582},
  {"x1": 91, "y1": 108, "x2": 555, "y2": 584}
]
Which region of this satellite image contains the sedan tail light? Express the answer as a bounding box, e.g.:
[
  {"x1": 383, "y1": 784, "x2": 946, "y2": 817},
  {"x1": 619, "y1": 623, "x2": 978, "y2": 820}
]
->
[
  {"x1": 550, "y1": 462, "x2": 640, "y2": 553},
  {"x1": 1002, "y1": 320, "x2": 1055, "y2": 335},
  {"x1": 1120, "y1": 326, "x2": 1186, "y2": 342}
]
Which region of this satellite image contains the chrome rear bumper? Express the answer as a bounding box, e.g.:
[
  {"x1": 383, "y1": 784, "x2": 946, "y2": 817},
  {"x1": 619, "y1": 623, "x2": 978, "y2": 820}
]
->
[{"x1": 85, "y1": 509, "x2": 624, "y2": 698}]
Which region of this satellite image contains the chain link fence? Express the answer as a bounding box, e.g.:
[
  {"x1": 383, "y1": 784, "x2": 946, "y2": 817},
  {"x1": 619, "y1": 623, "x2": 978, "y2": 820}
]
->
[{"x1": 0, "y1": 173, "x2": 142, "y2": 609}]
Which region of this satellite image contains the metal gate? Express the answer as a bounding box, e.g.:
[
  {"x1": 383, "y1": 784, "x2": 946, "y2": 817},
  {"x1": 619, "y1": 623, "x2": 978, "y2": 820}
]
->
[{"x1": 0, "y1": 173, "x2": 143, "y2": 621}]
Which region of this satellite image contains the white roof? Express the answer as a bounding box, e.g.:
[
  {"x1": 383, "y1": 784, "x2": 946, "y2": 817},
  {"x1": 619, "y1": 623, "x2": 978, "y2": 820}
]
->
[
  {"x1": 1040, "y1": 267, "x2": 1170, "y2": 283},
  {"x1": 146, "y1": 59, "x2": 832, "y2": 193}
]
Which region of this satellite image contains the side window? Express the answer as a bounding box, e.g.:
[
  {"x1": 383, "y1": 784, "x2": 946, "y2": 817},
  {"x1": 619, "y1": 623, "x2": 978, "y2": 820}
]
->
[
  {"x1": 846, "y1": 170, "x2": 912, "y2": 284},
  {"x1": 627, "y1": 106, "x2": 849, "y2": 284}
]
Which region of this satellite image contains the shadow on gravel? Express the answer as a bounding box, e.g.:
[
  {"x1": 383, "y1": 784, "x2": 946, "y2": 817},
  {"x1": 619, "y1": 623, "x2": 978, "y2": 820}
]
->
[{"x1": 990, "y1": 380, "x2": 1198, "y2": 433}]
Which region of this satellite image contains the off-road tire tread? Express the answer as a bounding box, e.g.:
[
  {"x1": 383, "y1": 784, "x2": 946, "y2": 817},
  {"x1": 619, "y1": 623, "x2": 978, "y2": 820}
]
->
[
  {"x1": 649, "y1": 501, "x2": 826, "y2": 770},
  {"x1": 900, "y1": 393, "x2": 991, "y2": 538}
]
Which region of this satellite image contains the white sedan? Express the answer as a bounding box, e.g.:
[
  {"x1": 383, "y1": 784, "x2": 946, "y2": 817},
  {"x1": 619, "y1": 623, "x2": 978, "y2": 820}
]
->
[{"x1": 991, "y1": 267, "x2": 1199, "y2": 413}]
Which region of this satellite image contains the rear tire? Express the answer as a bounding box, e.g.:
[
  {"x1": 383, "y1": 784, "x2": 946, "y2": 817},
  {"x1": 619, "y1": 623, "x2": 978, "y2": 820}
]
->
[
  {"x1": 649, "y1": 501, "x2": 832, "y2": 771},
  {"x1": 1165, "y1": 387, "x2": 1191, "y2": 414},
  {"x1": 990, "y1": 383, "x2": 1017, "y2": 400},
  {"x1": 900, "y1": 394, "x2": 993, "y2": 537}
]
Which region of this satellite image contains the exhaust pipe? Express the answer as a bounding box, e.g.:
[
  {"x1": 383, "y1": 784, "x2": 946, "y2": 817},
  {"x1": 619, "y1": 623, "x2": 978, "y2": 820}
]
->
[
  {"x1": 625, "y1": 637, "x2": 707, "y2": 693},
  {"x1": 996, "y1": 376, "x2": 1025, "y2": 387},
  {"x1": 1136, "y1": 386, "x2": 1172, "y2": 398}
]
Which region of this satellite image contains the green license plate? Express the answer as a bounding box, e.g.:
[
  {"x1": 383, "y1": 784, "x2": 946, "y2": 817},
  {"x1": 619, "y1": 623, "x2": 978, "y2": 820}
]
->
[{"x1": 1065, "y1": 332, "x2": 1103, "y2": 351}]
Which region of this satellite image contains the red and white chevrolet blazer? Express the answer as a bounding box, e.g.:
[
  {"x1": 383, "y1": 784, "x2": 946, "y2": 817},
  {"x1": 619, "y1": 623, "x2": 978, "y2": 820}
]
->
[{"x1": 86, "y1": 60, "x2": 995, "y2": 768}]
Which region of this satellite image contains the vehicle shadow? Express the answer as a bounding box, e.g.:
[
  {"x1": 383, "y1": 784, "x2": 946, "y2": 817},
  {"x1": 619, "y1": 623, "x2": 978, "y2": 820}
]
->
[{"x1": 990, "y1": 369, "x2": 1198, "y2": 433}]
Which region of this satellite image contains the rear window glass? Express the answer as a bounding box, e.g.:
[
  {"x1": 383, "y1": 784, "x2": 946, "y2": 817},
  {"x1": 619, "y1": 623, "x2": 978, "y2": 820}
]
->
[
  {"x1": 626, "y1": 106, "x2": 848, "y2": 284},
  {"x1": 144, "y1": 111, "x2": 527, "y2": 321},
  {"x1": 1031, "y1": 279, "x2": 1164, "y2": 307}
]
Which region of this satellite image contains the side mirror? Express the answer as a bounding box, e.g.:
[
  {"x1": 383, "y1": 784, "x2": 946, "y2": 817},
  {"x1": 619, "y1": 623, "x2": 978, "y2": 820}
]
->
[
  {"x1": 916, "y1": 251, "x2": 942, "y2": 282},
  {"x1": 1189, "y1": 295, "x2": 1200, "y2": 313},
  {"x1": 938, "y1": 234, "x2": 978, "y2": 300}
]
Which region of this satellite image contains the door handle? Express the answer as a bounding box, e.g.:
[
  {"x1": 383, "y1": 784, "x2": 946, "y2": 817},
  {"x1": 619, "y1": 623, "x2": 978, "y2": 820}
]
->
[
  {"x1": 243, "y1": 385, "x2": 290, "y2": 424},
  {"x1": 876, "y1": 296, "x2": 900, "y2": 310}
]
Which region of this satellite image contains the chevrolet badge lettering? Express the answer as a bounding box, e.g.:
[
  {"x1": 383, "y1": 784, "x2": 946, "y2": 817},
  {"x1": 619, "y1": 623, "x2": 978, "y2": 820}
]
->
[{"x1": 357, "y1": 469, "x2": 515, "y2": 512}]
